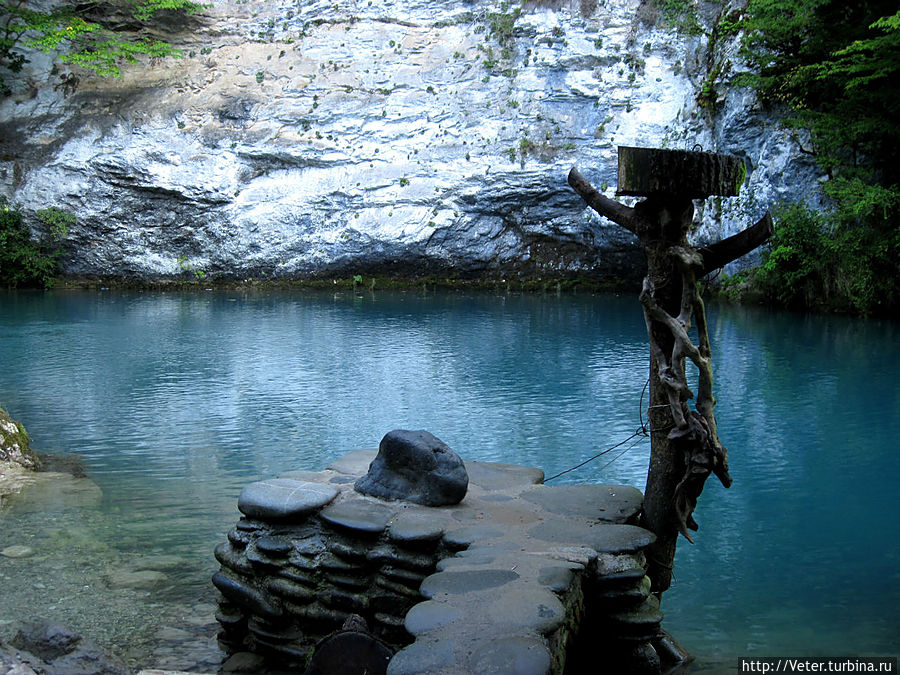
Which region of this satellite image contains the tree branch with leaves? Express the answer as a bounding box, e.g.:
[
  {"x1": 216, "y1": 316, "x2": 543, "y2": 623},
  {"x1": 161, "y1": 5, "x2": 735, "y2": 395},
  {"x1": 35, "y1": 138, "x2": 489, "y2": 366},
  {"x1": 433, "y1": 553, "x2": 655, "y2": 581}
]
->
[{"x1": 1, "y1": 0, "x2": 207, "y2": 95}]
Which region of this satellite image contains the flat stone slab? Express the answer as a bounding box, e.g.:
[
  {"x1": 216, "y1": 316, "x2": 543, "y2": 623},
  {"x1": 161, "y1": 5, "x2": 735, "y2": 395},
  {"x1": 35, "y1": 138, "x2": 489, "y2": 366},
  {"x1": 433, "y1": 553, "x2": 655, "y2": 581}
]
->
[
  {"x1": 420, "y1": 569, "x2": 520, "y2": 598},
  {"x1": 404, "y1": 600, "x2": 463, "y2": 636},
  {"x1": 520, "y1": 484, "x2": 643, "y2": 522},
  {"x1": 528, "y1": 520, "x2": 655, "y2": 553},
  {"x1": 388, "y1": 510, "x2": 449, "y2": 544},
  {"x1": 470, "y1": 635, "x2": 552, "y2": 675},
  {"x1": 319, "y1": 498, "x2": 395, "y2": 536},
  {"x1": 327, "y1": 449, "x2": 377, "y2": 476},
  {"x1": 465, "y1": 461, "x2": 545, "y2": 490},
  {"x1": 238, "y1": 479, "x2": 338, "y2": 520}
]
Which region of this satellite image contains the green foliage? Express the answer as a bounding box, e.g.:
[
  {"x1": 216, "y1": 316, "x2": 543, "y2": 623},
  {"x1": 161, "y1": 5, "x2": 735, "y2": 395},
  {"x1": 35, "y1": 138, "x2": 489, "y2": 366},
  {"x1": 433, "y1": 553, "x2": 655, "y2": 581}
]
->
[
  {"x1": 0, "y1": 197, "x2": 70, "y2": 289},
  {"x1": 655, "y1": 0, "x2": 703, "y2": 35},
  {"x1": 752, "y1": 202, "x2": 899, "y2": 315},
  {"x1": 1, "y1": 0, "x2": 206, "y2": 94},
  {"x1": 754, "y1": 203, "x2": 830, "y2": 308},
  {"x1": 738, "y1": 0, "x2": 900, "y2": 315}
]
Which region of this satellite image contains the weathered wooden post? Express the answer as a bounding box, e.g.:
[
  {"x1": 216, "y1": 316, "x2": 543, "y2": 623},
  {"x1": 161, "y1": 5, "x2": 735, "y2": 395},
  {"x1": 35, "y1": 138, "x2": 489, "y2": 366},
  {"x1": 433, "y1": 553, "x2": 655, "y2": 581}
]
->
[{"x1": 568, "y1": 147, "x2": 773, "y2": 596}]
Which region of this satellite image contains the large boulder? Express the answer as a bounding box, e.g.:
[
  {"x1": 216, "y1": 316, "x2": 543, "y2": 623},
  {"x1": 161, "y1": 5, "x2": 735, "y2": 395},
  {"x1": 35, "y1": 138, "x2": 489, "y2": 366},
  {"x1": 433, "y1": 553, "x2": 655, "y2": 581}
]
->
[{"x1": 355, "y1": 430, "x2": 468, "y2": 507}]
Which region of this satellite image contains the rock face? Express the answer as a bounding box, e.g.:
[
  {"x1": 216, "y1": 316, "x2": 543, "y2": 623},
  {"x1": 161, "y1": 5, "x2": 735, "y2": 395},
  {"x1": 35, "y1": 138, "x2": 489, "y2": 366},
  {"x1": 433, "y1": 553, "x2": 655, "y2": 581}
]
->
[
  {"x1": 355, "y1": 430, "x2": 468, "y2": 506},
  {"x1": 0, "y1": 0, "x2": 825, "y2": 282},
  {"x1": 0, "y1": 407, "x2": 40, "y2": 471},
  {"x1": 0, "y1": 623, "x2": 128, "y2": 675}
]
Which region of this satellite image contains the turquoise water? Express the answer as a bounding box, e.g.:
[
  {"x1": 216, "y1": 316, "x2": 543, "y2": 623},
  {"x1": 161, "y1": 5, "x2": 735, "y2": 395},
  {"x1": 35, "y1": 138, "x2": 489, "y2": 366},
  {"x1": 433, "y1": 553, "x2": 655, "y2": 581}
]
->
[{"x1": 1, "y1": 289, "x2": 897, "y2": 669}]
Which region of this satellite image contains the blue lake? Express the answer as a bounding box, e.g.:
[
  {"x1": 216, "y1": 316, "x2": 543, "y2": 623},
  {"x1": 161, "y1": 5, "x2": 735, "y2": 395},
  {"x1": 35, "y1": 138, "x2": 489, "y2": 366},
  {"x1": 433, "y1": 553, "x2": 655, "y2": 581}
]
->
[{"x1": 1, "y1": 289, "x2": 897, "y2": 670}]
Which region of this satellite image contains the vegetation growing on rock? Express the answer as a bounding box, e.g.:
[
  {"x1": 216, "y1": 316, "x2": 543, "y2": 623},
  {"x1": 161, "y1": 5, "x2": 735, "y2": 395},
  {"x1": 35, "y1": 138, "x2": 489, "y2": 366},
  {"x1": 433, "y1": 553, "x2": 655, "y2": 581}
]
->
[
  {"x1": 0, "y1": 405, "x2": 41, "y2": 471},
  {"x1": 736, "y1": 0, "x2": 900, "y2": 315},
  {"x1": 0, "y1": 0, "x2": 206, "y2": 95},
  {"x1": 0, "y1": 197, "x2": 71, "y2": 289}
]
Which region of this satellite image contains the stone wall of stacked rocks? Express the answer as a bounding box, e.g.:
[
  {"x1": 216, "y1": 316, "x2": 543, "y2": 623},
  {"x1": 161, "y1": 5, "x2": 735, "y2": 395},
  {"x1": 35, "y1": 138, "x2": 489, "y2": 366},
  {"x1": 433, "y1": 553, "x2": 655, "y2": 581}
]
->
[{"x1": 213, "y1": 450, "x2": 678, "y2": 674}]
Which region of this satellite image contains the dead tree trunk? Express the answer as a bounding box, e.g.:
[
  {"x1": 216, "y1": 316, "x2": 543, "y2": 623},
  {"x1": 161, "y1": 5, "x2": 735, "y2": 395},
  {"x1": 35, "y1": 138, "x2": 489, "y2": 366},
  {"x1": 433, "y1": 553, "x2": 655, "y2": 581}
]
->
[{"x1": 568, "y1": 148, "x2": 773, "y2": 596}]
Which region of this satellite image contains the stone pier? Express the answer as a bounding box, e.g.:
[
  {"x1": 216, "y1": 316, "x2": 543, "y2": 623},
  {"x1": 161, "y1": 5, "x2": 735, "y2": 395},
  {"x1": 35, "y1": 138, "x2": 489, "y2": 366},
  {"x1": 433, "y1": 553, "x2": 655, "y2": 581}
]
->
[{"x1": 213, "y1": 444, "x2": 669, "y2": 674}]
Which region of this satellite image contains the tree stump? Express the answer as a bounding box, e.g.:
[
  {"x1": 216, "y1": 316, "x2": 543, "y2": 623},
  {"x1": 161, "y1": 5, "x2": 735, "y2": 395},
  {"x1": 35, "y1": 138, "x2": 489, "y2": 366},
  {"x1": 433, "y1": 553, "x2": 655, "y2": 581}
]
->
[{"x1": 616, "y1": 146, "x2": 745, "y2": 198}]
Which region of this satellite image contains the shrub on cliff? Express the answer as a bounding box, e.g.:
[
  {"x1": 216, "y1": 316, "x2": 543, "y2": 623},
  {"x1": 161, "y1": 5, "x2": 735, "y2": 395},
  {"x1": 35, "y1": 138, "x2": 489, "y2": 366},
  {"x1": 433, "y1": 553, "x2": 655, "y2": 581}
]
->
[
  {"x1": 0, "y1": 197, "x2": 71, "y2": 288},
  {"x1": 739, "y1": 0, "x2": 900, "y2": 315}
]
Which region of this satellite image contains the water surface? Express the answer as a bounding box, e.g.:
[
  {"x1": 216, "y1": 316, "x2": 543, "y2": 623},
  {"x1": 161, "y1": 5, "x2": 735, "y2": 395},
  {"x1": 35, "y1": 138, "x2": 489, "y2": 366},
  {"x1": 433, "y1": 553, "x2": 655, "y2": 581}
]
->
[{"x1": 1, "y1": 289, "x2": 897, "y2": 670}]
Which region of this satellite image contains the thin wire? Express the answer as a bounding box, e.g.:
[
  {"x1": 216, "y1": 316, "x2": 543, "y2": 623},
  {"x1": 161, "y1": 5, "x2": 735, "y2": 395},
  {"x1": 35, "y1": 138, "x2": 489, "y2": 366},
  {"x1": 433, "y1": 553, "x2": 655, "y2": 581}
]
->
[
  {"x1": 587, "y1": 434, "x2": 648, "y2": 482},
  {"x1": 544, "y1": 430, "x2": 645, "y2": 482},
  {"x1": 544, "y1": 377, "x2": 652, "y2": 483}
]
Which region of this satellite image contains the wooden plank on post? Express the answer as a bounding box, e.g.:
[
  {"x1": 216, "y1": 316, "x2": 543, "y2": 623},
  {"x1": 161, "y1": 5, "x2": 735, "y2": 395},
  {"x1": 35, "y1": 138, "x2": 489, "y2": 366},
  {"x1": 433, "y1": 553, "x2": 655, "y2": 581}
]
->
[{"x1": 617, "y1": 146, "x2": 745, "y2": 198}]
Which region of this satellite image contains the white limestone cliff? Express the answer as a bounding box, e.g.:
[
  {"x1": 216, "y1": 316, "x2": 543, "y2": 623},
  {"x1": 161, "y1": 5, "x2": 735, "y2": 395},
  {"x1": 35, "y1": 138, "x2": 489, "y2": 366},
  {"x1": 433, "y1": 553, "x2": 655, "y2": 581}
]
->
[{"x1": 0, "y1": 0, "x2": 824, "y2": 282}]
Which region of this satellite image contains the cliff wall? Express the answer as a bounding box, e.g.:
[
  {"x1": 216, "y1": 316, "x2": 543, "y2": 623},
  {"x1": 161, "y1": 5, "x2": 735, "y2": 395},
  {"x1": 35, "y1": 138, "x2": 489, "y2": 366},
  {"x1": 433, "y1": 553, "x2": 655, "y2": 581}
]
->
[{"x1": 0, "y1": 0, "x2": 823, "y2": 282}]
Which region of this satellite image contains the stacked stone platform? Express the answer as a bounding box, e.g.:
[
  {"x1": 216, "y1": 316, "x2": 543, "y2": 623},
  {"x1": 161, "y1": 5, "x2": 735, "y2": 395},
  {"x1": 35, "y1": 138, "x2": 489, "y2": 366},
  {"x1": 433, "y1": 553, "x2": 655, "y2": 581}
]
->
[{"x1": 213, "y1": 450, "x2": 665, "y2": 674}]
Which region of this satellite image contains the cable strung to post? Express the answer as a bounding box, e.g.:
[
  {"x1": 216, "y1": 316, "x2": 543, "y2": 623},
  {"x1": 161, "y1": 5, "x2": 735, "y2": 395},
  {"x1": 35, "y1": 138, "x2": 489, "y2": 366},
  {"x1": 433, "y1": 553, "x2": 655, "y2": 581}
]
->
[{"x1": 544, "y1": 378, "x2": 651, "y2": 483}]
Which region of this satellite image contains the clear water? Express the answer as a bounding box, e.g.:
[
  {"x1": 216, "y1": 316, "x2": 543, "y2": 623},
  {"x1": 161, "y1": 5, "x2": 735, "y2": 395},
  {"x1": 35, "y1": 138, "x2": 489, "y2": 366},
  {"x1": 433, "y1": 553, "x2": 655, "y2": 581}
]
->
[{"x1": 1, "y1": 289, "x2": 897, "y2": 670}]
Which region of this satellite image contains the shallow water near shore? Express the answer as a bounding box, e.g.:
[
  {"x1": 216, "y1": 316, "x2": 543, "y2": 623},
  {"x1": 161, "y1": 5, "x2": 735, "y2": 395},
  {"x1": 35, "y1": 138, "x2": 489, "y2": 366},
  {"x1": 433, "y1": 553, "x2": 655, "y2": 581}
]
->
[{"x1": 1, "y1": 288, "x2": 898, "y2": 671}]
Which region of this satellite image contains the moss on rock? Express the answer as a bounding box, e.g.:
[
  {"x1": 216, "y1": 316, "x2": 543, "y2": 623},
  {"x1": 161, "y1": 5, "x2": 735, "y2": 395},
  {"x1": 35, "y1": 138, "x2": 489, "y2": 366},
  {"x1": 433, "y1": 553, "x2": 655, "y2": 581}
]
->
[{"x1": 0, "y1": 406, "x2": 42, "y2": 471}]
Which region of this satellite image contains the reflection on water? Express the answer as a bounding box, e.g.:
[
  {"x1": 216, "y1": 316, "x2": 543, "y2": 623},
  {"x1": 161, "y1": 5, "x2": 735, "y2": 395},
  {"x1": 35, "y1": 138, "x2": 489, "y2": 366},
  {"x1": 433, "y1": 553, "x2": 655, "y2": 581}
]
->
[{"x1": 1, "y1": 289, "x2": 898, "y2": 669}]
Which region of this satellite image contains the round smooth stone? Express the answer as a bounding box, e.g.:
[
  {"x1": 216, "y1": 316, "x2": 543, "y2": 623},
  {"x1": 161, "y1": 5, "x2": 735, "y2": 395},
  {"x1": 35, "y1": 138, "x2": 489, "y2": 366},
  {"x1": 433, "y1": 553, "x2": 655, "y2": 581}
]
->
[
  {"x1": 404, "y1": 600, "x2": 463, "y2": 636},
  {"x1": 238, "y1": 479, "x2": 338, "y2": 520},
  {"x1": 419, "y1": 569, "x2": 519, "y2": 598},
  {"x1": 469, "y1": 635, "x2": 552, "y2": 675},
  {"x1": 1, "y1": 545, "x2": 33, "y2": 558},
  {"x1": 319, "y1": 499, "x2": 395, "y2": 536}
]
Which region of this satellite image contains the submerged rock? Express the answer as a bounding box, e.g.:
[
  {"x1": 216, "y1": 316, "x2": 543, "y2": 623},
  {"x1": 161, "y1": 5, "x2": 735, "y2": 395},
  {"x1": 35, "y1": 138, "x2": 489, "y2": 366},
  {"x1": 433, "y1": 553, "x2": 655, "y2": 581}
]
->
[
  {"x1": 0, "y1": 545, "x2": 33, "y2": 558},
  {"x1": 355, "y1": 430, "x2": 468, "y2": 506},
  {"x1": 3, "y1": 623, "x2": 128, "y2": 675}
]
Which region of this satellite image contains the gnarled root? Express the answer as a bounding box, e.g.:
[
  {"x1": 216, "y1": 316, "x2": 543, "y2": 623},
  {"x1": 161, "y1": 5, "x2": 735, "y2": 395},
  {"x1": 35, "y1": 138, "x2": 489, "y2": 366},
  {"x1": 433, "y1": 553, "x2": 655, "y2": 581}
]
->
[
  {"x1": 670, "y1": 411, "x2": 731, "y2": 543},
  {"x1": 641, "y1": 245, "x2": 733, "y2": 543}
]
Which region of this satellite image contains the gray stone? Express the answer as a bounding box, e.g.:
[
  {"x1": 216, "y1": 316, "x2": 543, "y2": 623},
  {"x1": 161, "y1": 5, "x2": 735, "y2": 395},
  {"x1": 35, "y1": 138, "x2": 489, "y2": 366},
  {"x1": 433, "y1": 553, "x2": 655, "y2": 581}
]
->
[
  {"x1": 528, "y1": 520, "x2": 655, "y2": 553},
  {"x1": 245, "y1": 546, "x2": 284, "y2": 570},
  {"x1": 469, "y1": 636, "x2": 552, "y2": 675},
  {"x1": 211, "y1": 571, "x2": 283, "y2": 620},
  {"x1": 386, "y1": 639, "x2": 459, "y2": 675},
  {"x1": 442, "y1": 524, "x2": 505, "y2": 549},
  {"x1": 465, "y1": 461, "x2": 545, "y2": 490},
  {"x1": 105, "y1": 569, "x2": 167, "y2": 589},
  {"x1": 355, "y1": 430, "x2": 468, "y2": 507},
  {"x1": 12, "y1": 624, "x2": 81, "y2": 661},
  {"x1": 0, "y1": 545, "x2": 33, "y2": 558},
  {"x1": 419, "y1": 569, "x2": 519, "y2": 598},
  {"x1": 388, "y1": 511, "x2": 448, "y2": 544},
  {"x1": 266, "y1": 577, "x2": 315, "y2": 604},
  {"x1": 404, "y1": 601, "x2": 463, "y2": 636},
  {"x1": 380, "y1": 566, "x2": 427, "y2": 587},
  {"x1": 538, "y1": 565, "x2": 575, "y2": 593},
  {"x1": 436, "y1": 552, "x2": 497, "y2": 571},
  {"x1": 221, "y1": 651, "x2": 267, "y2": 673},
  {"x1": 256, "y1": 535, "x2": 293, "y2": 556},
  {"x1": 367, "y1": 545, "x2": 437, "y2": 572},
  {"x1": 328, "y1": 450, "x2": 378, "y2": 475},
  {"x1": 320, "y1": 499, "x2": 396, "y2": 536},
  {"x1": 520, "y1": 484, "x2": 644, "y2": 523},
  {"x1": 237, "y1": 479, "x2": 338, "y2": 521},
  {"x1": 486, "y1": 587, "x2": 567, "y2": 633},
  {"x1": 10, "y1": 623, "x2": 128, "y2": 675}
]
